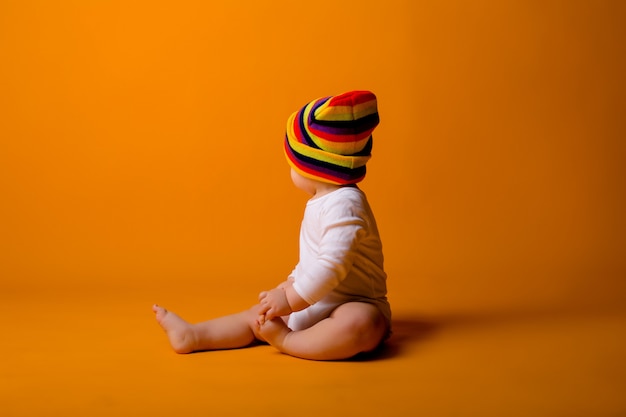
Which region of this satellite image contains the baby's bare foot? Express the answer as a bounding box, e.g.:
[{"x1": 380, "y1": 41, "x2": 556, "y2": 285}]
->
[
  {"x1": 258, "y1": 317, "x2": 291, "y2": 351},
  {"x1": 152, "y1": 304, "x2": 197, "y2": 354}
]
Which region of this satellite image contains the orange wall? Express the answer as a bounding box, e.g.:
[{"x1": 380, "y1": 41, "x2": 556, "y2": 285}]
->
[{"x1": 1, "y1": 1, "x2": 624, "y2": 312}]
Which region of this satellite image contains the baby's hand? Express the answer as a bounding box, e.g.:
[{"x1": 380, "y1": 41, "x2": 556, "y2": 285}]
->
[{"x1": 258, "y1": 287, "x2": 292, "y2": 321}]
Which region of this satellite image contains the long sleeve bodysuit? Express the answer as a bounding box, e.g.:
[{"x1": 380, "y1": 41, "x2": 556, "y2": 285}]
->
[{"x1": 287, "y1": 186, "x2": 391, "y2": 331}]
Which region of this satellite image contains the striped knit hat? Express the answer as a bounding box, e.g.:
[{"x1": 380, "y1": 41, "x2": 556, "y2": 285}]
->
[{"x1": 284, "y1": 90, "x2": 380, "y2": 185}]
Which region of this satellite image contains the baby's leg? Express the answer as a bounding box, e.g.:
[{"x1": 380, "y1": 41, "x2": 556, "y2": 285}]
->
[
  {"x1": 153, "y1": 304, "x2": 263, "y2": 354},
  {"x1": 259, "y1": 302, "x2": 388, "y2": 360}
]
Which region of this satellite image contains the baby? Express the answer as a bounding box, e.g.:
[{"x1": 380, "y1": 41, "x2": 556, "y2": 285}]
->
[{"x1": 153, "y1": 90, "x2": 391, "y2": 360}]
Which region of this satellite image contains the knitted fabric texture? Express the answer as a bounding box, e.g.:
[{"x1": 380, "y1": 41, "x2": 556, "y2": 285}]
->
[{"x1": 284, "y1": 90, "x2": 380, "y2": 185}]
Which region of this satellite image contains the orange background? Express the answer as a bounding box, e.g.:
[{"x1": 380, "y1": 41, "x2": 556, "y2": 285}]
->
[{"x1": 1, "y1": 1, "x2": 625, "y2": 416}]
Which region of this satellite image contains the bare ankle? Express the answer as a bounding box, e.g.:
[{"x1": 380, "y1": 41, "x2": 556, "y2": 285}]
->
[{"x1": 170, "y1": 326, "x2": 198, "y2": 354}]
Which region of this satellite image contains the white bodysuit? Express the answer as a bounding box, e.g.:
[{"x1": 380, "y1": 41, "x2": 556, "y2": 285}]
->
[{"x1": 287, "y1": 186, "x2": 391, "y2": 331}]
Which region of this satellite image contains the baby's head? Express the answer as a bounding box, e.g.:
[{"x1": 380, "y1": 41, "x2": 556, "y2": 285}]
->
[{"x1": 284, "y1": 90, "x2": 379, "y2": 185}]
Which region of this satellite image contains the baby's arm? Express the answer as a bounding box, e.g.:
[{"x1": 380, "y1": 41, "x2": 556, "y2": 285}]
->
[
  {"x1": 277, "y1": 277, "x2": 294, "y2": 290},
  {"x1": 284, "y1": 280, "x2": 309, "y2": 311}
]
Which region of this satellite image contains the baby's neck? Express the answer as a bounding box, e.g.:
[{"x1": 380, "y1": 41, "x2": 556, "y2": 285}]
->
[{"x1": 310, "y1": 183, "x2": 356, "y2": 200}]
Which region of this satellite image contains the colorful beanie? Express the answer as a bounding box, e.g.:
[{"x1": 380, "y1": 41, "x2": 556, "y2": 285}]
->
[{"x1": 284, "y1": 90, "x2": 380, "y2": 185}]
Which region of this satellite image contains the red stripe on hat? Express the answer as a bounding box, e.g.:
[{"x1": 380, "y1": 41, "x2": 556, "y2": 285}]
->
[{"x1": 328, "y1": 91, "x2": 377, "y2": 107}]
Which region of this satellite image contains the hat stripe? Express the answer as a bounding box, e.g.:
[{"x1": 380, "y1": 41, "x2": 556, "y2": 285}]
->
[
  {"x1": 311, "y1": 111, "x2": 380, "y2": 132},
  {"x1": 284, "y1": 139, "x2": 366, "y2": 184},
  {"x1": 328, "y1": 90, "x2": 377, "y2": 107},
  {"x1": 315, "y1": 97, "x2": 378, "y2": 122},
  {"x1": 317, "y1": 104, "x2": 378, "y2": 121},
  {"x1": 310, "y1": 112, "x2": 378, "y2": 134}
]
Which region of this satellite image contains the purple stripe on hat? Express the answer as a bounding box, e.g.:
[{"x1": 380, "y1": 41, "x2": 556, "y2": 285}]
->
[
  {"x1": 308, "y1": 112, "x2": 379, "y2": 143},
  {"x1": 311, "y1": 112, "x2": 380, "y2": 135}
]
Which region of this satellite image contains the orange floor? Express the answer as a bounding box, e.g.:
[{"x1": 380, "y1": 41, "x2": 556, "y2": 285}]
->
[{"x1": 2, "y1": 285, "x2": 625, "y2": 417}]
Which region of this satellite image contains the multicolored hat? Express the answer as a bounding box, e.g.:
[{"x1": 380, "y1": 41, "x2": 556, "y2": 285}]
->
[{"x1": 284, "y1": 90, "x2": 380, "y2": 185}]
